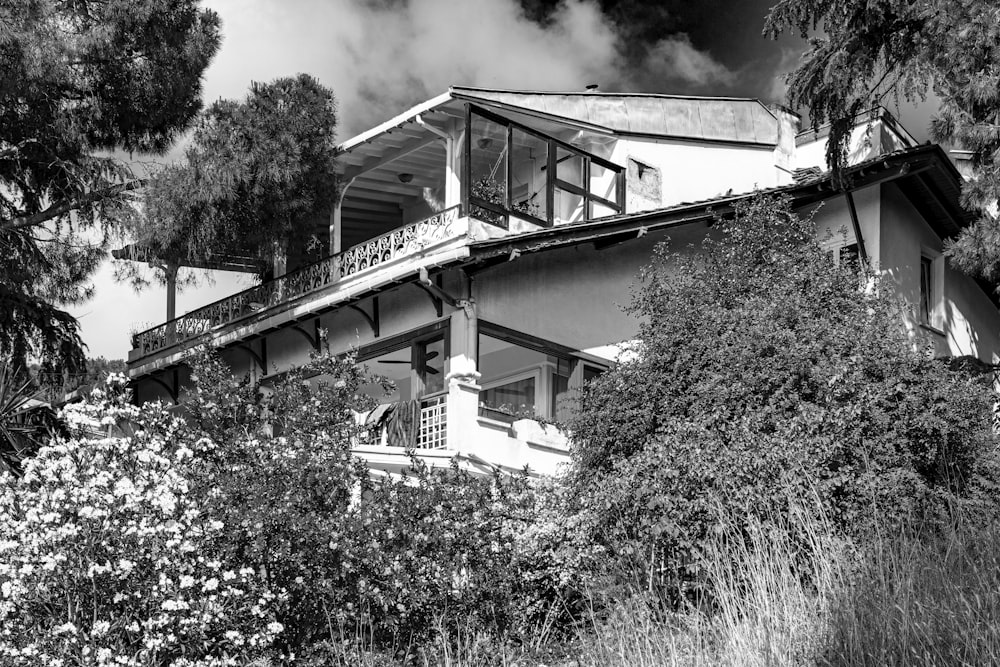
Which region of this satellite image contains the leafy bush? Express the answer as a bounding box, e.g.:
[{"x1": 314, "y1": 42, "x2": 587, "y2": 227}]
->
[
  {"x1": 0, "y1": 376, "x2": 284, "y2": 666},
  {"x1": 181, "y1": 350, "x2": 575, "y2": 661},
  {"x1": 568, "y1": 195, "x2": 998, "y2": 598}
]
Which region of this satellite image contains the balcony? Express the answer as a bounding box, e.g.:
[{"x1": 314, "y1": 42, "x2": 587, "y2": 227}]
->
[{"x1": 129, "y1": 205, "x2": 464, "y2": 361}]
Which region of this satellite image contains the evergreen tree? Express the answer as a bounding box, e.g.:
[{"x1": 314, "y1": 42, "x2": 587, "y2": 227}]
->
[
  {"x1": 131, "y1": 74, "x2": 339, "y2": 281},
  {"x1": 0, "y1": 0, "x2": 220, "y2": 370},
  {"x1": 766, "y1": 0, "x2": 1000, "y2": 282}
]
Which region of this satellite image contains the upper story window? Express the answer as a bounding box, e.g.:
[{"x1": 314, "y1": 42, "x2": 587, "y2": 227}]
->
[
  {"x1": 918, "y1": 248, "x2": 944, "y2": 332},
  {"x1": 919, "y1": 255, "x2": 933, "y2": 325},
  {"x1": 465, "y1": 105, "x2": 624, "y2": 229}
]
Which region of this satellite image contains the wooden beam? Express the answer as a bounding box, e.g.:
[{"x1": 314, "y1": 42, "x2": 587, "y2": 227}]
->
[
  {"x1": 343, "y1": 134, "x2": 442, "y2": 180},
  {"x1": 341, "y1": 196, "x2": 403, "y2": 213}
]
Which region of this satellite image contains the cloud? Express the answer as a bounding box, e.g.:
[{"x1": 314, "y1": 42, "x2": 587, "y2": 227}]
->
[
  {"x1": 765, "y1": 47, "x2": 803, "y2": 104},
  {"x1": 641, "y1": 33, "x2": 736, "y2": 88},
  {"x1": 199, "y1": 0, "x2": 621, "y2": 138}
]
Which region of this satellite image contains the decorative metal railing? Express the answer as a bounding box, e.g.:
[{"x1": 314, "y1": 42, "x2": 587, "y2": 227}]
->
[{"x1": 132, "y1": 206, "x2": 463, "y2": 357}]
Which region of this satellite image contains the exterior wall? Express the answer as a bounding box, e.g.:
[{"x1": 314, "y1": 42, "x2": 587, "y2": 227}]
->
[
  {"x1": 807, "y1": 184, "x2": 882, "y2": 270},
  {"x1": 474, "y1": 223, "x2": 707, "y2": 359},
  {"x1": 610, "y1": 137, "x2": 782, "y2": 213},
  {"x1": 879, "y1": 183, "x2": 1000, "y2": 362},
  {"x1": 795, "y1": 119, "x2": 915, "y2": 171}
]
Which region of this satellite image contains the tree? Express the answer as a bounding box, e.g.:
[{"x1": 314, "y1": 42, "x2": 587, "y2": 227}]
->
[
  {"x1": 568, "y1": 196, "x2": 997, "y2": 599},
  {"x1": 765, "y1": 0, "x2": 1000, "y2": 282},
  {"x1": 0, "y1": 0, "x2": 220, "y2": 370},
  {"x1": 127, "y1": 73, "x2": 339, "y2": 303}
]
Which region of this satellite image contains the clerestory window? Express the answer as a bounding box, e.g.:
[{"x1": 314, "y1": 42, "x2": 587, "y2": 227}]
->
[{"x1": 465, "y1": 105, "x2": 625, "y2": 229}]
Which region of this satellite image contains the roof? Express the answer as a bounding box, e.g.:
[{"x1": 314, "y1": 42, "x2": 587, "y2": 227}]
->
[
  {"x1": 466, "y1": 144, "x2": 972, "y2": 261},
  {"x1": 336, "y1": 86, "x2": 782, "y2": 155},
  {"x1": 450, "y1": 86, "x2": 780, "y2": 145}
]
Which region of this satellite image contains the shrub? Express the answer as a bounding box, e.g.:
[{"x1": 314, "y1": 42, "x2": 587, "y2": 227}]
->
[
  {"x1": 0, "y1": 376, "x2": 284, "y2": 666},
  {"x1": 568, "y1": 195, "x2": 998, "y2": 599},
  {"x1": 181, "y1": 350, "x2": 572, "y2": 661}
]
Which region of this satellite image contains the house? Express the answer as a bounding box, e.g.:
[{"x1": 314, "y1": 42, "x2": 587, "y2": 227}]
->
[{"x1": 124, "y1": 87, "x2": 1000, "y2": 478}]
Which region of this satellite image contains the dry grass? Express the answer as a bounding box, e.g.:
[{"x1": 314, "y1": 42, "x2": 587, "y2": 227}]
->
[
  {"x1": 822, "y1": 522, "x2": 1000, "y2": 666},
  {"x1": 572, "y1": 508, "x2": 1000, "y2": 667},
  {"x1": 331, "y1": 507, "x2": 1000, "y2": 666}
]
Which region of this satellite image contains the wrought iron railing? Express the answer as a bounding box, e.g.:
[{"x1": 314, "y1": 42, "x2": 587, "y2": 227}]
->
[{"x1": 131, "y1": 206, "x2": 463, "y2": 357}]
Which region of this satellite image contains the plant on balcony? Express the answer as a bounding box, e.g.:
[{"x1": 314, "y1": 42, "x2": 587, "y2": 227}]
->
[{"x1": 471, "y1": 176, "x2": 542, "y2": 224}]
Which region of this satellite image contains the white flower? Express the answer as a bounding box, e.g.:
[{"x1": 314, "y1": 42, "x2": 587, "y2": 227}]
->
[
  {"x1": 267, "y1": 622, "x2": 284, "y2": 634},
  {"x1": 202, "y1": 577, "x2": 218, "y2": 592},
  {"x1": 54, "y1": 622, "x2": 77, "y2": 635},
  {"x1": 91, "y1": 620, "x2": 110, "y2": 636},
  {"x1": 179, "y1": 575, "x2": 195, "y2": 589}
]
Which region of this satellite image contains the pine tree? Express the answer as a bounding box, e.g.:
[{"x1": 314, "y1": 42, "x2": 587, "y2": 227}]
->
[{"x1": 0, "y1": 0, "x2": 221, "y2": 370}]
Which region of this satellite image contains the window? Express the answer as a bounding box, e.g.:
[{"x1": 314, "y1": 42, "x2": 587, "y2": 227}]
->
[
  {"x1": 465, "y1": 105, "x2": 624, "y2": 228},
  {"x1": 919, "y1": 255, "x2": 933, "y2": 326},
  {"x1": 480, "y1": 373, "x2": 537, "y2": 422}
]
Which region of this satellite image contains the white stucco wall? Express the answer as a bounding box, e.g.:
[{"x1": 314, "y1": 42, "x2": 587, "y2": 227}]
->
[
  {"x1": 474, "y1": 223, "x2": 707, "y2": 357},
  {"x1": 879, "y1": 183, "x2": 1000, "y2": 362},
  {"x1": 611, "y1": 138, "x2": 781, "y2": 213}
]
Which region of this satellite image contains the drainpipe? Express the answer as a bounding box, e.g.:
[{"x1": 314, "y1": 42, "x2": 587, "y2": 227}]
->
[{"x1": 844, "y1": 191, "x2": 870, "y2": 267}]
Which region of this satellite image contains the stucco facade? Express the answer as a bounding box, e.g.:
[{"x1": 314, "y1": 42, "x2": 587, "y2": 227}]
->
[{"x1": 124, "y1": 88, "x2": 1000, "y2": 477}]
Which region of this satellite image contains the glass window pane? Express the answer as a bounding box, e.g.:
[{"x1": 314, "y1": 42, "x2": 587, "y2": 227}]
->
[
  {"x1": 554, "y1": 187, "x2": 585, "y2": 225},
  {"x1": 421, "y1": 337, "x2": 445, "y2": 395},
  {"x1": 589, "y1": 162, "x2": 619, "y2": 204},
  {"x1": 590, "y1": 201, "x2": 619, "y2": 219},
  {"x1": 470, "y1": 113, "x2": 507, "y2": 212},
  {"x1": 556, "y1": 146, "x2": 585, "y2": 188},
  {"x1": 919, "y1": 256, "x2": 932, "y2": 324},
  {"x1": 510, "y1": 128, "x2": 548, "y2": 222},
  {"x1": 480, "y1": 377, "x2": 535, "y2": 419}
]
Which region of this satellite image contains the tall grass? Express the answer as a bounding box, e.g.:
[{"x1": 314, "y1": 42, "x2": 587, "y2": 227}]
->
[
  {"x1": 326, "y1": 507, "x2": 1000, "y2": 666},
  {"x1": 574, "y1": 508, "x2": 1000, "y2": 667},
  {"x1": 823, "y1": 522, "x2": 1000, "y2": 666}
]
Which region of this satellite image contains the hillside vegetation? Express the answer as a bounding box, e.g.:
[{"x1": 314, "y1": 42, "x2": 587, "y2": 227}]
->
[{"x1": 1, "y1": 196, "x2": 998, "y2": 666}]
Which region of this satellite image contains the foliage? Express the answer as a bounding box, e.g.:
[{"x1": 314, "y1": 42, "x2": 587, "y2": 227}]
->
[
  {"x1": 180, "y1": 349, "x2": 574, "y2": 661},
  {"x1": 0, "y1": 0, "x2": 220, "y2": 370},
  {"x1": 765, "y1": 0, "x2": 1000, "y2": 282},
  {"x1": 0, "y1": 361, "x2": 63, "y2": 476},
  {"x1": 133, "y1": 74, "x2": 339, "y2": 282},
  {"x1": 568, "y1": 195, "x2": 997, "y2": 598},
  {"x1": 0, "y1": 376, "x2": 284, "y2": 666}
]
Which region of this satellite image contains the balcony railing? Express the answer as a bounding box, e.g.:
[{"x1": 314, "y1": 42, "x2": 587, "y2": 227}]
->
[
  {"x1": 132, "y1": 205, "x2": 463, "y2": 357},
  {"x1": 357, "y1": 394, "x2": 448, "y2": 450}
]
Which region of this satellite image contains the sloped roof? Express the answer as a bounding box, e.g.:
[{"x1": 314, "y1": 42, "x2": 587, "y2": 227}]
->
[
  {"x1": 336, "y1": 86, "x2": 781, "y2": 155},
  {"x1": 467, "y1": 144, "x2": 971, "y2": 260},
  {"x1": 451, "y1": 87, "x2": 780, "y2": 145}
]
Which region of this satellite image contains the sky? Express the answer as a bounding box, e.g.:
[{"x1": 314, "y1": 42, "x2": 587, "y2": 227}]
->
[{"x1": 69, "y1": 0, "x2": 943, "y2": 360}]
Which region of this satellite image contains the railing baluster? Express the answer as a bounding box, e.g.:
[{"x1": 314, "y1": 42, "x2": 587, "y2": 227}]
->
[{"x1": 131, "y1": 205, "x2": 461, "y2": 357}]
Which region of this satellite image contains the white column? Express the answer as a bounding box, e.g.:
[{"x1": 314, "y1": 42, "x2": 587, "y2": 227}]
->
[{"x1": 445, "y1": 298, "x2": 480, "y2": 450}]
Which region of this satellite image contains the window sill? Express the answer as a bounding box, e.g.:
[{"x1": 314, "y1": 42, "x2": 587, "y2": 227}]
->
[{"x1": 918, "y1": 322, "x2": 946, "y2": 338}]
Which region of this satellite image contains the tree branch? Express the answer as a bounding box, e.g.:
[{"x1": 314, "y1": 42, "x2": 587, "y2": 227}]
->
[{"x1": 0, "y1": 179, "x2": 146, "y2": 233}]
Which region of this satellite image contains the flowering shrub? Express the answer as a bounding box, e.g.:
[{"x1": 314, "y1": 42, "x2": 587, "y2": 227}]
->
[
  {"x1": 0, "y1": 376, "x2": 284, "y2": 666},
  {"x1": 182, "y1": 351, "x2": 574, "y2": 660}
]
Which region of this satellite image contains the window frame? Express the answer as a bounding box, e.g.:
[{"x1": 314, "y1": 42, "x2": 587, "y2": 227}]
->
[
  {"x1": 463, "y1": 104, "x2": 625, "y2": 229},
  {"x1": 918, "y1": 247, "x2": 945, "y2": 333}
]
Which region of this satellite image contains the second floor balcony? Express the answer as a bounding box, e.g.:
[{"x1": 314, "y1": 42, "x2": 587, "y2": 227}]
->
[{"x1": 129, "y1": 95, "x2": 626, "y2": 365}]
